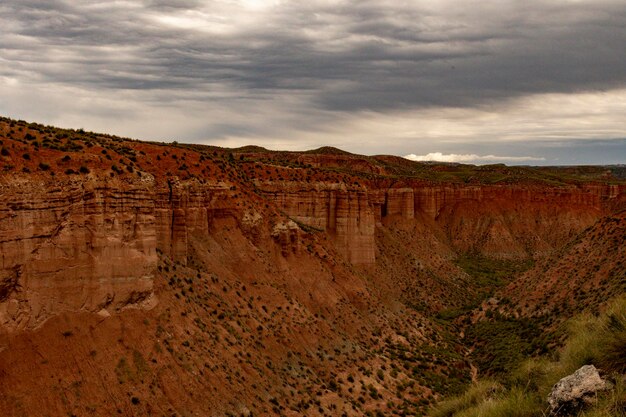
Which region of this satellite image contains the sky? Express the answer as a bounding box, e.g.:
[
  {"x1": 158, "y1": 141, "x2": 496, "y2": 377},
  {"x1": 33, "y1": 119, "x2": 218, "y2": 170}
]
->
[{"x1": 1, "y1": 0, "x2": 626, "y2": 165}]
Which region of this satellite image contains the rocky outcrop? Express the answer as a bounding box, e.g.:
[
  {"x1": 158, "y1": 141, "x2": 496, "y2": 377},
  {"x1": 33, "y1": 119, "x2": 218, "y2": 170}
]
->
[
  {"x1": 0, "y1": 177, "x2": 157, "y2": 331},
  {"x1": 259, "y1": 181, "x2": 624, "y2": 263},
  {"x1": 271, "y1": 220, "x2": 302, "y2": 257},
  {"x1": 154, "y1": 178, "x2": 240, "y2": 264},
  {"x1": 548, "y1": 365, "x2": 610, "y2": 415},
  {"x1": 261, "y1": 182, "x2": 376, "y2": 264},
  {"x1": 0, "y1": 175, "x2": 250, "y2": 331}
]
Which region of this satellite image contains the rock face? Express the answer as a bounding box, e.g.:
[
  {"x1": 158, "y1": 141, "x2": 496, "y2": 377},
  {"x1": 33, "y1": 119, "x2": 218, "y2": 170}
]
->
[
  {"x1": 547, "y1": 365, "x2": 609, "y2": 415},
  {"x1": 0, "y1": 178, "x2": 157, "y2": 331},
  {"x1": 261, "y1": 182, "x2": 377, "y2": 264},
  {"x1": 0, "y1": 175, "x2": 247, "y2": 332},
  {"x1": 260, "y1": 182, "x2": 623, "y2": 263},
  {"x1": 0, "y1": 118, "x2": 624, "y2": 332},
  {"x1": 271, "y1": 220, "x2": 303, "y2": 257},
  {"x1": 153, "y1": 178, "x2": 240, "y2": 264},
  {"x1": 1, "y1": 173, "x2": 623, "y2": 332},
  {"x1": 1, "y1": 173, "x2": 622, "y2": 331}
]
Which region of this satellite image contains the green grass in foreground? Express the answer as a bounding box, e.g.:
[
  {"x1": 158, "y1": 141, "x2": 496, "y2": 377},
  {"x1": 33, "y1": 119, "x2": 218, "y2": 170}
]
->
[{"x1": 429, "y1": 296, "x2": 626, "y2": 417}]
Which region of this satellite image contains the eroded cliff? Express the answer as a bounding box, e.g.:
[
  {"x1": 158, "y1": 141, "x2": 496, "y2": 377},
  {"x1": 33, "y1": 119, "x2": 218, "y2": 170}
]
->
[
  {"x1": 0, "y1": 178, "x2": 157, "y2": 331},
  {"x1": 2, "y1": 173, "x2": 622, "y2": 332},
  {"x1": 258, "y1": 180, "x2": 624, "y2": 263}
]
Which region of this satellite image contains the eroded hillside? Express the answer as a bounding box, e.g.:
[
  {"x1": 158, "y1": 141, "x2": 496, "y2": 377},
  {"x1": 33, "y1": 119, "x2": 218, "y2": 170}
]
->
[
  {"x1": 485, "y1": 208, "x2": 626, "y2": 327},
  {"x1": 0, "y1": 117, "x2": 624, "y2": 416}
]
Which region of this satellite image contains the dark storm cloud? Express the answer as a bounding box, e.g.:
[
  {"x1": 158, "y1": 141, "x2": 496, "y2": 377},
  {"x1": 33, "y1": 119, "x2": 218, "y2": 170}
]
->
[{"x1": 2, "y1": 0, "x2": 626, "y2": 112}]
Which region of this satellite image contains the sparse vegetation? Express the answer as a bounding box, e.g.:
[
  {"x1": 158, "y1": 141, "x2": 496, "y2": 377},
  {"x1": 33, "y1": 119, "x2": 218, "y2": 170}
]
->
[
  {"x1": 465, "y1": 316, "x2": 543, "y2": 376},
  {"x1": 429, "y1": 297, "x2": 626, "y2": 417}
]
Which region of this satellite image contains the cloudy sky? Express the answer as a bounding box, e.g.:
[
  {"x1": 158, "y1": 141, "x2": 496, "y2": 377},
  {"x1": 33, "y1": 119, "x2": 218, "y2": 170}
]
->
[{"x1": 1, "y1": 0, "x2": 625, "y2": 164}]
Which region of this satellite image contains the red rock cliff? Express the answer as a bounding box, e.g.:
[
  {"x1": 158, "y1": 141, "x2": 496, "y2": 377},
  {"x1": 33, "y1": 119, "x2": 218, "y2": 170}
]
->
[
  {"x1": 0, "y1": 172, "x2": 266, "y2": 332},
  {"x1": 2, "y1": 172, "x2": 623, "y2": 332},
  {"x1": 1, "y1": 119, "x2": 625, "y2": 331},
  {"x1": 0, "y1": 177, "x2": 156, "y2": 331},
  {"x1": 259, "y1": 181, "x2": 625, "y2": 263},
  {"x1": 260, "y1": 182, "x2": 376, "y2": 264}
]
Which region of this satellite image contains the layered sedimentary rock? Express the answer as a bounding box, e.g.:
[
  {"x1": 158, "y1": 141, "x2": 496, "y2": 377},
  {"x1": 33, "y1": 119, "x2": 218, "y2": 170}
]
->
[
  {"x1": 260, "y1": 182, "x2": 376, "y2": 264},
  {"x1": 0, "y1": 175, "x2": 250, "y2": 331},
  {"x1": 413, "y1": 184, "x2": 624, "y2": 219},
  {"x1": 0, "y1": 177, "x2": 157, "y2": 331},
  {"x1": 1, "y1": 170, "x2": 624, "y2": 331},
  {"x1": 259, "y1": 182, "x2": 626, "y2": 263},
  {"x1": 154, "y1": 177, "x2": 240, "y2": 264}
]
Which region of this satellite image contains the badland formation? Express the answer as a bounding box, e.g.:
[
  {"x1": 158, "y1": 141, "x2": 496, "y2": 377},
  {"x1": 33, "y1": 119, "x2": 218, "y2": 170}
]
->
[{"x1": 0, "y1": 117, "x2": 624, "y2": 416}]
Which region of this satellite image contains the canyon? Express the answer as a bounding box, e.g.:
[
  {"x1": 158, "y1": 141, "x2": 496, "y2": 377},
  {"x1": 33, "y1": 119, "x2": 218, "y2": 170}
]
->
[{"x1": 0, "y1": 117, "x2": 624, "y2": 416}]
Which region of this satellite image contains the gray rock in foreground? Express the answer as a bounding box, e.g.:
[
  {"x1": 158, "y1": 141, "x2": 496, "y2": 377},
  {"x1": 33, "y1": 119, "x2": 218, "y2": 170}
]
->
[{"x1": 548, "y1": 365, "x2": 609, "y2": 415}]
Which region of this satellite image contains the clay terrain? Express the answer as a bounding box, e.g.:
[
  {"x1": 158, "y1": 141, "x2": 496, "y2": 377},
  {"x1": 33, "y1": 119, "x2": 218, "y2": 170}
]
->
[{"x1": 0, "y1": 117, "x2": 625, "y2": 416}]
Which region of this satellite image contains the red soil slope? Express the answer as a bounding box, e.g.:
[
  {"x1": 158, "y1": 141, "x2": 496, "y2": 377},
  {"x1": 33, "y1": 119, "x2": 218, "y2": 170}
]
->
[{"x1": 499, "y1": 208, "x2": 626, "y2": 322}]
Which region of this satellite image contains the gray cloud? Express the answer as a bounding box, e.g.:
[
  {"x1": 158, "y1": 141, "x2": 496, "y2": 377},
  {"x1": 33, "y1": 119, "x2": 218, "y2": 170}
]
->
[
  {"x1": 3, "y1": 1, "x2": 626, "y2": 106},
  {"x1": 1, "y1": 0, "x2": 625, "y2": 164}
]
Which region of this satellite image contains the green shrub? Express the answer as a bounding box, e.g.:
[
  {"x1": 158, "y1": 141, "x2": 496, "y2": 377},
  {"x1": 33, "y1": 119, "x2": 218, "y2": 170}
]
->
[{"x1": 465, "y1": 317, "x2": 542, "y2": 376}]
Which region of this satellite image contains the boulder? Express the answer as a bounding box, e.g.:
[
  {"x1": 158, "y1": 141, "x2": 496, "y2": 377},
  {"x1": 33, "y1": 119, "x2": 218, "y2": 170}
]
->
[{"x1": 547, "y1": 365, "x2": 609, "y2": 415}]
